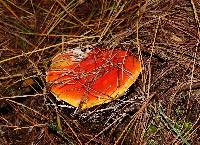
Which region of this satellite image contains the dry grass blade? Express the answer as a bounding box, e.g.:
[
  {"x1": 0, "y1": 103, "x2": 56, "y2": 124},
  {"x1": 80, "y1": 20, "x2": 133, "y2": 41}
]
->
[
  {"x1": 147, "y1": 16, "x2": 160, "y2": 98},
  {"x1": 0, "y1": 0, "x2": 199, "y2": 144},
  {"x1": 0, "y1": 0, "x2": 25, "y2": 25},
  {"x1": 0, "y1": 94, "x2": 45, "y2": 100},
  {"x1": 6, "y1": 0, "x2": 34, "y2": 15},
  {"x1": 99, "y1": 2, "x2": 126, "y2": 42},
  {"x1": 188, "y1": 0, "x2": 200, "y2": 107},
  {"x1": 86, "y1": 113, "x2": 126, "y2": 144},
  {"x1": 55, "y1": 0, "x2": 86, "y2": 27},
  {"x1": 6, "y1": 99, "x2": 48, "y2": 120},
  {"x1": 0, "y1": 36, "x2": 99, "y2": 64},
  {"x1": 159, "y1": 103, "x2": 190, "y2": 145},
  {"x1": 114, "y1": 93, "x2": 155, "y2": 144}
]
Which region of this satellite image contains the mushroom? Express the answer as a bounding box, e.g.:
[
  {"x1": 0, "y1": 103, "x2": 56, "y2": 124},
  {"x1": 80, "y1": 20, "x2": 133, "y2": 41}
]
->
[{"x1": 46, "y1": 48, "x2": 141, "y2": 109}]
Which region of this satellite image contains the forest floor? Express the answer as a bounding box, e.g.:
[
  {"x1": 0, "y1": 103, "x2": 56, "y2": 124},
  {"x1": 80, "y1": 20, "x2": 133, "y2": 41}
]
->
[{"x1": 0, "y1": 0, "x2": 200, "y2": 144}]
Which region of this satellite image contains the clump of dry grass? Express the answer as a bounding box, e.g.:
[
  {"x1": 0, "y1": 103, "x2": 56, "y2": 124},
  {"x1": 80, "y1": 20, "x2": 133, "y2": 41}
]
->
[{"x1": 0, "y1": 0, "x2": 200, "y2": 144}]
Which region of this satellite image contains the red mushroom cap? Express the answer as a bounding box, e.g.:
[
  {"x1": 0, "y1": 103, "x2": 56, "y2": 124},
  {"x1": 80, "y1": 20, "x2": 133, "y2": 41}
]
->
[{"x1": 46, "y1": 48, "x2": 141, "y2": 109}]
